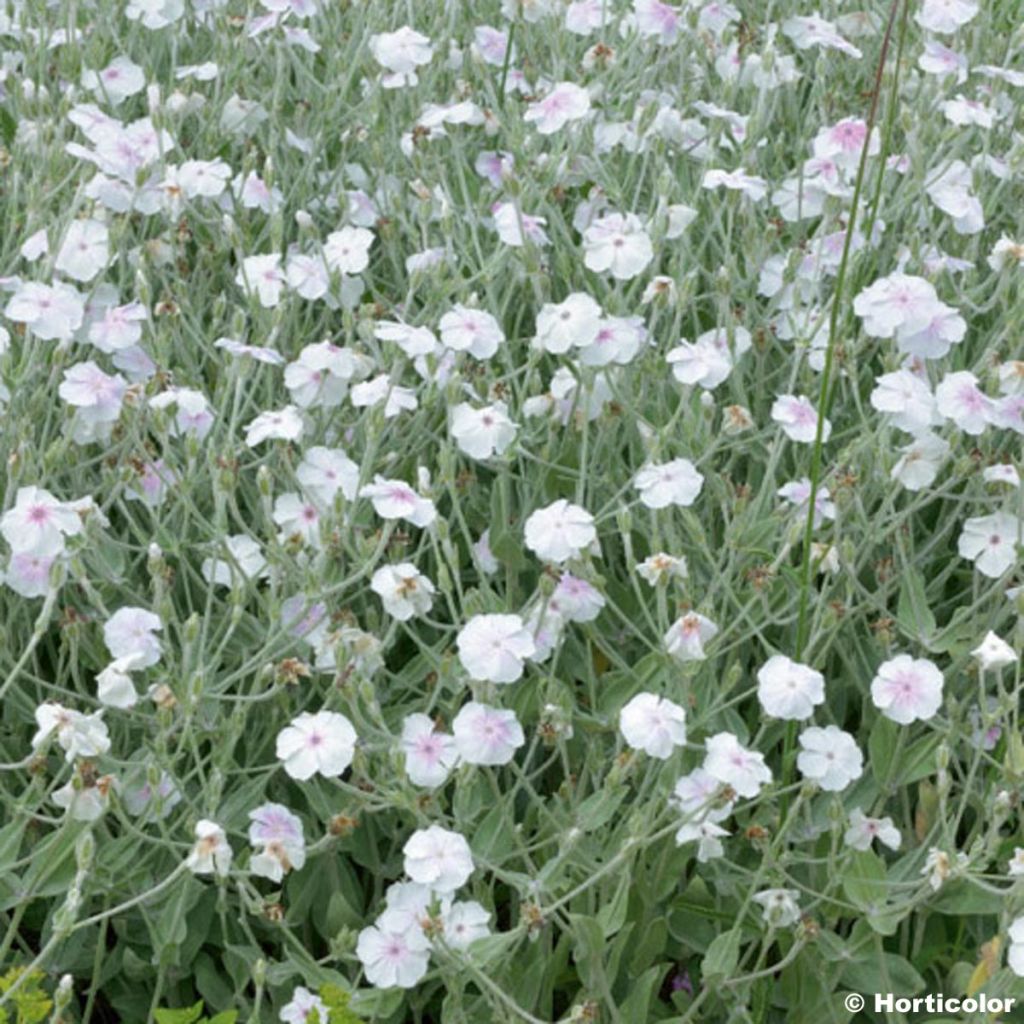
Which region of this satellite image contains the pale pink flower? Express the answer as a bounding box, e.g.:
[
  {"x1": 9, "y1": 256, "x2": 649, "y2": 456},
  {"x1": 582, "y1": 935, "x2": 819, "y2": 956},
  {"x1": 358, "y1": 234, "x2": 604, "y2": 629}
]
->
[
  {"x1": 703, "y1": 732, "x2": 772, "y2": 797},
  {"x1": 771, "y1": 394, "x2": 829, "y2": 444},
  {"x1": 452, "y1": 701, "x2": 525, "y2": 766},
  {"x1": 401, "y1": 714, "x2": 459, "y2": 788},
  {"x1": 524, "y1": 82, "x2": 591, "y2": 135},
  {"x1": 870, "y1": 655, "x2": 944, "y2": 724}
]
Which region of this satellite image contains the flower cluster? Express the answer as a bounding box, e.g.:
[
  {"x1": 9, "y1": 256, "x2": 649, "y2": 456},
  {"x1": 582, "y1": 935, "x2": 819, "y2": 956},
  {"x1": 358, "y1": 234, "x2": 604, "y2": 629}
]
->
[{"x1": 2, "y1": 0, "x2": 1023, "y2": 1020}]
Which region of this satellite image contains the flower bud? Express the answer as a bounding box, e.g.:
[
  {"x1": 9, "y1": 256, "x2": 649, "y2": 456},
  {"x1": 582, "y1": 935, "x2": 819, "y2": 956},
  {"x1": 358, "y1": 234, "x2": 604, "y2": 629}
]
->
[{"x1": 75, "y1": 830, "x2": 95, "y2": 871}]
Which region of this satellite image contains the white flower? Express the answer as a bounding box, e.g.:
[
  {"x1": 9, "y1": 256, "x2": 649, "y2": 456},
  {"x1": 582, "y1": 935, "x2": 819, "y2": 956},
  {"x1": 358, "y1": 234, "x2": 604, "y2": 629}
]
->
[
  {"x1": 280, "y1": 987, "x2": 328, "y2": 1024},
  {"x1": 921, "y1": 847, "x2": 966, "y2": 891},
  {"x1": 104, "y1": 607, "x2": 163, "y2": 667},
  {"x1": 125, "y1": 0, "x2": 183, "y2": 28},
  {"x1": 96, "y1": 654, "x2": 145, "y2": 709},
  {"x1": 550, "y1": 573, "x2": 605, "y2": 622},
  {"x1": 55, "y1": 219, "x2": 110, "y2": 282},
  {"x1": 869, "y1": 370, "x2": 937, "y2": 435},
  {"x1": 236, "y1": 253, "x2": 286, "y2": 307},
  {"x1": 752, "y1": 888, "x2": 801, "y2": 927},
  {"x1": 703, "y1": 732, "x2": 772, "y2": 797},
  {"x1": 352, "y1": 374, "x2": 417, "y2": 418},
  {"x1": 844, "y1": 808, "x2": 901, "y2": 852},
  {"x1": 983, "y1": 464, "x2": 1021, "y2": 488},
  {"x1": 1009, "y1": 917, "x2": 1024, "y2": 977},
  {"x1": 370, "y1": 26, "x2": 433, "y2": 88},
  {"x1": 149, "y1": 388, "x2": 215, "y2": 439},
  {"x1": 450, "y1": 403, "x2": 517, "y2": 460},
  {"x1": 918, "y1": 40, "x2": 968, "y2": 81},
  {"x1": 82, "y1": 56, "x2": 146, "y2": 105},
  {"x1": 492, "y1": 202, "x2": 550, "y2": 247},
  {"x1": 442, "y1": 901, "x2": 491, "y2": 948},
  {"x1": 664, "y1": 612, "x2": 718, "y2": 662},
  {"x1": 989, "y1": 237, "x2": 1024, "y2": 272},
  {"x1": 532, "y1": 292, "x2": 602, "y2": 353},
  {"x1": 1, "y1": 487, "x2": 83, "y2": 556},
  {"x1": 781, "y1": 13, "x2": 861, "y2": 57},
  {"x1": 619, "y1": 692, "x2": 687, "y2": 758},
  {"x1": 524, "y1": 81, "x2": 590, "y2": 134},
  {"x1": 935, "y1": 371, "x2": 993, "y2": 435},
  {"x1": 771, "y1": 394, "x2": 829, "y2": 444},
  {"x1": 578, "y1": 315, "x2": 647, "y2": 367},
  {"x1": 635, "y1": 553, "x2": 687, "y2": 585},
  {"x1": 756, "y1": 656, "x2": 825, "y2": 721},
  {"x1": 3, "y1": 552, "x2": 58, "y2": 599},
  {"x1": 971, "y1": 631, "x2": 1017, "y2": 670},
  {"x1": 285, "y1": 342, "x2": 369, "y2": 409},
  {"x1": 701, "y1": 168, "x2": 768, "y2": 201},
  {"x1": 634, "y1": 0, "x2": 681, "y2": 43},
  {"x1": 59, "y1": 361, "x2": 127, "y2": 442},
  {"x1": 941, "y1": 94, "x2": 995, "y2": 129},
  {"x1": 356, "y1": 909, "x2": 431, "y2": 988},
  {"x1": 4, "y1": 281, "x2": 85, "y2": 341},
  {"x1": 634, "y1": 459, "x2": 703, "y2": 509},
  {"x1": 870, "y1": 655, "x2": 944, "y2": 725},
  {"x1": 401, "y1": 714, "x2": 459, "y2": 788},
  {"x1": 403, "y1": 825, "x2": 474, "y2": 894},
  {"x1": 916, "y1": 0, "x2": 978, "y2": 34},
  {"x1": 276, "y1": 710, "x2": 357, "y2": 780},
  {"x1": 297, "y1": 446, "x2": 359, "y2": 505},
  {"x1": 375, "y1": 320, "x2": 439, "y2": 358},
  {"x1": 524, "y1": 500, "x2": 597, "y2": 563},
  {"x1": 273, "y1": 492, "x2": 322, "y2": 550},
  {"x1": 360, "y1": 476, "x2": 437, "y2": 528},
  {"x1": 671, "y1": 767, "x2": 734, "y2": 826},
  {"x1": 371, "y1": 563, "x2": 435, "y2": 621},
  {"x1": 582, "y1": 212, "x2": 654, "y2": 280},
  {"x1": 926, "y1": 160, "x2": 984, "y2": 235},
  {"x1": 32, "y1": 703, "x2": 110, "y2": 761},
  {"x1": 666, "y1": 327, "x2": 752, "y2": 391},
  {"x1": 90, "y1": 302, "x2": 148, "y2": 353},
  {"x1": 452, "y1": 701, "x2": 525, "y2": 765},
  {"x1": 201, "y1": 534, "x2": 267, "y2": 587},
  {"x1": 1008, "y1": 848, "x2": 1024, "y2": 877},
  {"x1": 248, "y1": 803, "x2": 306, "y2": 882},
  {"x1": 457, "y1": 614, "x2": 535, "y2": 683},
  {"x1": 958, "y1": 512, "x2": 1019, "y2": 578},
  {"x1": 679, "y1": 817, "x2": 732, "y2": 861},
  {"x1": 797, "y1": 725, "x2": 863, "y2": 791},
  {"x1": 244, "y1": 405, "x2": 304, "y2": 447},
  {"x1": 891, "y1": 432, "x2": 949, "y2": 491},
  {"x1": 323, "y1": 226, "x2": 374, "y2": 275},
  {"x1": 54, "y1": 777, "x2": 114, "y2": 822},
  {"x1": 186, "y1": 820, "x2": 233, "y2": 877},
  {"x1": 439, "y1": 305, "x2": 504, "y2": 359}
]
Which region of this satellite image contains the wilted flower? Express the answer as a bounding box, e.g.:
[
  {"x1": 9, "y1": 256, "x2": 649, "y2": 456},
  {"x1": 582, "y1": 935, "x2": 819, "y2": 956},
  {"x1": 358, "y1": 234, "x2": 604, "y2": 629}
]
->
[{"x1": 187, "y1": 820, "x2": 233, "y2": 877}]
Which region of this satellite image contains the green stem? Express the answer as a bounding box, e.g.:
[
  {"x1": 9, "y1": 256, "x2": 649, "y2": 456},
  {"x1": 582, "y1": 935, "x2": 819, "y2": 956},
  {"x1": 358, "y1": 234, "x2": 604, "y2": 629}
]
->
[
  {"x1": 785, "y1": 0, "x2": 907, "y2": 811},
  {"x1": 793, "y1": 0, "x2": 906, "y2": 662}
]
